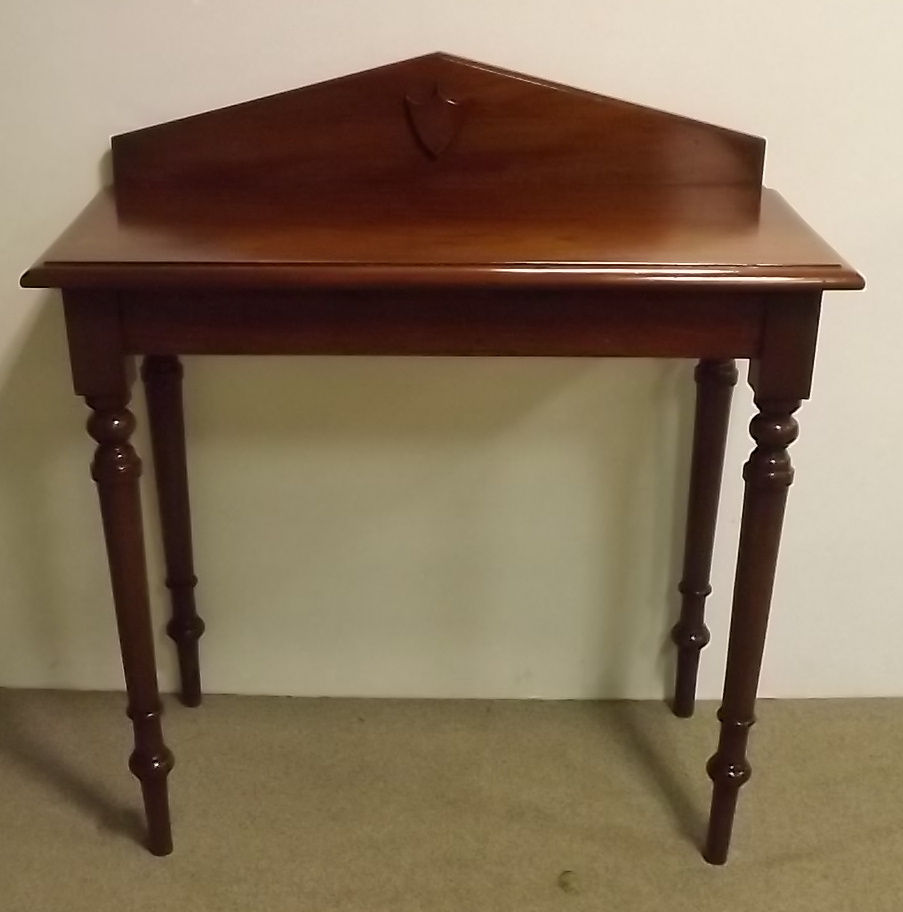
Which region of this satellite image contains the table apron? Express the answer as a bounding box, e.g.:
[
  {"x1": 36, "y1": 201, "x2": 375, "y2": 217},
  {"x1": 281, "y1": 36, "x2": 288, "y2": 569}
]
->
[{"x1": 119, "y1": 291, "x2": 764, "y2": 359}]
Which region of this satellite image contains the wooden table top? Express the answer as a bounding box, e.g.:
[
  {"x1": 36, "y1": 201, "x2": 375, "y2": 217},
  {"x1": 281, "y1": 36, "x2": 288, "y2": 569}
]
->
[
  {"x1": 23, "y1": 185, "x2": 861, "y2": 292},
  {"x1": 21, "y1": 53, "x2": 863, "y2": 293}
]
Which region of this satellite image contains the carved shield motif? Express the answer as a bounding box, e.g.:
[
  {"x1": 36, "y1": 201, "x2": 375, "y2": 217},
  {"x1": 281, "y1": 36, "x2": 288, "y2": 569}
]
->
[{"x1": 404, "y1": 83, "x2": 463, "y2": 158}]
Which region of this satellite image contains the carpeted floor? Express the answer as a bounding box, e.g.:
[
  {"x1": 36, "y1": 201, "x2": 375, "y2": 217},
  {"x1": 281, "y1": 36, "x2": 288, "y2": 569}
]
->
[{"x1": 0, "y1": 690, "x2": 900, "y2": 911}]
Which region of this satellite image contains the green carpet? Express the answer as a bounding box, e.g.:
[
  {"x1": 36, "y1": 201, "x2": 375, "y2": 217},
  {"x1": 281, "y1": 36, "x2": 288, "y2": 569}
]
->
[{"x1": 0, "y1": 690, "x2": 900, "y2": 911}]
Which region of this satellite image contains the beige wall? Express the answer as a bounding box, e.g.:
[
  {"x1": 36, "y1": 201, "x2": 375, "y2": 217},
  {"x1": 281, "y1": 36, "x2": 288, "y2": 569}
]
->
[{"x1": 1, "y1": 1, "x2": 899, "y2": 698}]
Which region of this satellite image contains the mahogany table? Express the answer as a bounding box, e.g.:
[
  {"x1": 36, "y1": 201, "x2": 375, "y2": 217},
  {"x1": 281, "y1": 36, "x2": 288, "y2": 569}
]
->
[{"x1": 21, "y1": 53, "x2": 863, "y2": 864}]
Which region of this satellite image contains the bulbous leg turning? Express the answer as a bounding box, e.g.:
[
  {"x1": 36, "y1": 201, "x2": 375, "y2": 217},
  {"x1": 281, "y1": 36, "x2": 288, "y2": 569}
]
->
[
  {"x1": 704, "y1": 399, "x2": 799, "y2": 865},
  {"x1": 672, "y1": 359, "x2": 738, "y2": 717},
  {"x1": 87, "y1": 395, "x2": 174, "y2": 855},
  {"x1": 142, "y1": 355, "x2": 205, "y2": 708}
]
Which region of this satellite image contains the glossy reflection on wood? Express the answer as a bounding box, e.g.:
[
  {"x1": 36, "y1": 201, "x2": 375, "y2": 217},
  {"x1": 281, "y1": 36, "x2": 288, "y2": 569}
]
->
[
  {"x1": 142, "y1": 355, "x2": 205, "y2": 707},
  {"x1": 86, "y1": 393, "x2": 174, "y2": 856},
  {"x1": 25, "y1": 54, "x2": 862, "y2": 862},
  {"x1": 672, "y1": 359, "x2": 738, "y2": 718},
  {"x1": 704, "y1": 396, "x2": 800, "y2": 864}
]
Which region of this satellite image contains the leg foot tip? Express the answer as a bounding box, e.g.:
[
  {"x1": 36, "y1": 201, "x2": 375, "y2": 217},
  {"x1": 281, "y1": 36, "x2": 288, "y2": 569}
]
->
[
  {"x1": 180, "y1": 692, "x2": 202, "y2": 708},
  {"x1": 148, "y1": 838, "x2": 173, "y2": 857}
]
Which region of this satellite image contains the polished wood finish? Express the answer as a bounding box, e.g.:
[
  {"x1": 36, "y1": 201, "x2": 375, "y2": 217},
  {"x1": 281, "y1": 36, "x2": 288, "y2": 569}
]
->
[
  {"x1": 23, "y1": 55, "x2": 863, "y2": 864},
  {"x1": 705, "y1": 395, "x2": 800, "y2": 863},
  {"x1": 672, "y1": 359, "x2": 738, "y2": 718},
  {"x1": 109, "y1": 53, "x2": 765, "y2": 196},
  {"x1": 21, "y1": 56, "x2": 859, "y2": 293},
  {"x1": 88, "y1": 396, "x2": 174, "y2": 855},
  {"x1": 705, "y1": 294, "x2": 820, "y2": 864},
  {"x1": 63, "y1": 292, "x2": 174, "y2": 855},
  {"x1": 404, "y1": 82, "x2": 464, "y2": 158},
  {"x1": 20, "y1": 186, "x2": 861, "y2": 292},
  {"x1": 120, "y1": 290, "x2": 763, "y2": 359},
  {"x1": 142, "y1": 356, "x2": 205, "y2": 708}
]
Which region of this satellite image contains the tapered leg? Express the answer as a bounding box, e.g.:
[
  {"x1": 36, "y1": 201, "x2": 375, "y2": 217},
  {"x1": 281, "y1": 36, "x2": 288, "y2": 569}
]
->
[
  {"x1": 87, "y1": 394, "x2": 174, "y2": 856},
  {"x1": 142, "y1": 356, "x2": 205, "y2": 707},
  {"x1": 703, "y1": 396, "x2": 800, "y2": 864},
  {"x1": 671, "y1": 359, "x2": 738, "y2": 717}
]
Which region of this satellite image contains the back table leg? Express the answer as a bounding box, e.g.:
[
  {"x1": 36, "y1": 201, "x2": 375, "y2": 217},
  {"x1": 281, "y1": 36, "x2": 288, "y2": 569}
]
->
[
  {"x1": 671, "y1": 359, "x2": 738, "y2": 717},
  {"x1": 142, "y1": 356, "x2": 205, "y2": 707}
]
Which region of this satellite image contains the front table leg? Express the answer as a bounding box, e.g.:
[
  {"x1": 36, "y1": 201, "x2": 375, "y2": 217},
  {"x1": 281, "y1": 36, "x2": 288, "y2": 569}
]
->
[
  {"x1": 87, "y1": 394, "x2": 174, "y2": 855},
  {"x1": 703, "y1": 395, "x2": 800, "y2": 864}
]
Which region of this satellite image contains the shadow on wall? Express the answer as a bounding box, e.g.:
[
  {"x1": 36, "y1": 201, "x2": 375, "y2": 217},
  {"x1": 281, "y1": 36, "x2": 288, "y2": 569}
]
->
[
  {"x1": 0, "y1": 307, "x2": 701, "y2": 839},
  {"x1": 0, "y1": 296, "x2": 167, "y2": 693},
  {"x1": 0, "y1": 297, "x2": 93, "y2": 683},
  {"x1": 592, "y1": 359, "x2": 694, "y2": 700},
  {"x1": 0, "y1": 300, "x2": 697, "y2": 702},
  {"x1": 179, "y1": 354, "x2": 697, "y2": 700}
]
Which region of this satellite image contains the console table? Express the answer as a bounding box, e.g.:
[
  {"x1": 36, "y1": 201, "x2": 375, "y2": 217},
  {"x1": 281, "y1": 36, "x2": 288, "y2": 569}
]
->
[{"x1": 21, "y1": 53, "x2": 863, "y2": 864}]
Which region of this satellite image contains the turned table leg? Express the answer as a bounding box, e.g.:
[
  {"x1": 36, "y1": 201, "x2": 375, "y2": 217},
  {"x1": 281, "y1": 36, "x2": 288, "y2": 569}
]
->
[
  {"x1": 87, "y1": 394, "x2": 174, "y2": 855},
  {"x1": 703, "y1": 395, "x2": 800, "y2": 864},
  {"x1": 142, "y1": 356, "x2": 205, "y2": 707},
  {"x1": 671, "y1": 359, "x2": 738, "y2": 717}
]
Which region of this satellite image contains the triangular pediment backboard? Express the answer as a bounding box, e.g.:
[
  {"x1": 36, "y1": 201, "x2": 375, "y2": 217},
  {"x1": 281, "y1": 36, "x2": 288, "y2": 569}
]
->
[{"x1": 112, "y1": 53, "x2": 764, "y2": 200}]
